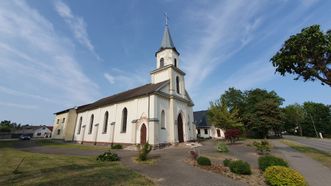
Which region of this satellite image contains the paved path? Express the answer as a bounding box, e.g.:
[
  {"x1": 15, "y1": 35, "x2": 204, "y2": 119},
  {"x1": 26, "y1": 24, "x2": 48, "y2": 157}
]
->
[
  {"x1": 272, "y1": 140, "x2": 331, "y2": 186},
  {"x1": 13, "y1": 141, "x2": 245, "y2": 186},
  {"x1": 283, "y1": 135, "x2": 331, "y2": 153}
]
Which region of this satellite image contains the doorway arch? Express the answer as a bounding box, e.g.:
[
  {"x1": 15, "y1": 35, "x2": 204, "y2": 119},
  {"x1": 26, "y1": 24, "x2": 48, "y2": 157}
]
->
[
  {"x1": 140, "y1": 124, "x2": 147, "y2": 144},
  {"x1": 177, "y1": 114, "x2": 184, "y2": 143}
]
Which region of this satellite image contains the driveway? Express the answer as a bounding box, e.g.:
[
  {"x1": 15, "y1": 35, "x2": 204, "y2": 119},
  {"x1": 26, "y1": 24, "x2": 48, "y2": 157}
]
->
[
  {"x1": 13, "y1": 141, "x2": 244, "y2": 186},
  {"x1": 283, "y1": 135, "x2": 331, "y2": 153}
]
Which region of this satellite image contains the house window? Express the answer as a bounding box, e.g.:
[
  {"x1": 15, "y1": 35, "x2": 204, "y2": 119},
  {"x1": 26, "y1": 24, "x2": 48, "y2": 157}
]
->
[
  {"x1": 204, "y1": 129, "x2": 208, "y2": 134},
  {"x1": 174, "y1": 58, "x2": 177, "y2": 67},
  {"x1": 103, "y1": 111, "x2": 109, "y2": 133},
  {"x1": 57, "y1": 129, "x2": 61, "y2": 135},
  {"x1": 197, "y1": 129, "x2": 201, "y2": 135},
  {"x1": 160, "y1": 58, "x2": 164, "y2": 68},
  {"x1": 77, "y1": 117, "x2": 82, "y2": 134},
  {"x1": 56, "y1": 119, "x2": 59, "y2": 124},
  {"x1": 62, "y1": 118, "x2": 65, "y2": 123},
  {"x1": 176, "y1": 76, "x2": 180, "y2": 94},
  {"x1": 89, "y1": 114, "x2": 94, "y2": 134},
  {"x1": 37, "y1": 133, "x2": 41, "y2": 136},
  {"x1": 161, "y1": 110, "x2": 165, "y2": 129},
  {"x1": 121, "y1": 108, "x2": 128, "y2": 133}
]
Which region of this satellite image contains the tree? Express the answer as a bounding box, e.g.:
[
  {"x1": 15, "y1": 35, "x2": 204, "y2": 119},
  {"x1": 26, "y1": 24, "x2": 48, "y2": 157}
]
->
[
  {"x1": 0, "y1": 120, "x2": 21, "y2": 132},
  {"x1": 283, "y1": 104, "x2": 305, "y2": 136},
  {"x1": 207, "y1": 97, "x2": 243, "y2": 130},
  {"x1": 271, "y1": 25, "x2": 331, "y2": 86},
  {"x1": 221, "y1": 87, "x2": 245, "y2": 113}
]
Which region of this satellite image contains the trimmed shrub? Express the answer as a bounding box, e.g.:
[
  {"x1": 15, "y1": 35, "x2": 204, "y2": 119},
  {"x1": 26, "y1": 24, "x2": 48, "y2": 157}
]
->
[
  {"x1": 264, "y1": 166, "x2": 307, "y2": 186},
  {"x1": 225, "y1": 129, "x2": 241, "y2": 143},
  {"x1": 96, "y1": 151, "x2": 120, "y2": 161},
  {"x1": 216, "y1": 142, "x2": 229, "y2": 153},
  {"x1": 229, "y1": 160, "x2": 251, "y2": 175},
  {"x1": 197, "y1": 156, "x2": 211, "y2": 166},
  {"x1": 258, "y1": 155, "x2": 288, "y2": 171},
  {"x1": 111, "y1": 144, "x2": 123, "y2": 149},
  {"x1": 137, "y1": 142, "x2": 152, "y2": 161},
  {"x1": 223, "y1": 159, "x2": 232, "y2": 167},
  {"x1": 253, "y1": 140, "x2": 271, "y2": 155}
]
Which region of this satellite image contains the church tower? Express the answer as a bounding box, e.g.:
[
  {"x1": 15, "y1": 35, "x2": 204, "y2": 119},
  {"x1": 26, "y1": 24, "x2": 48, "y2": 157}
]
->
[{"x1": 151, "y1": 22, "x2": 186, "y2": 98}]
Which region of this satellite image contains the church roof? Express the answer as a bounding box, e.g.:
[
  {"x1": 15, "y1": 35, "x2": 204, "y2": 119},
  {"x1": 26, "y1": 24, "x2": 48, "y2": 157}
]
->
[
  {"x1": 156, "y1": 25, "x2": 179, "y2": 56},
  {"x1": 193, "y1": 110, "x2": 211, "y2": 128},
  {"x1": 77, "y1": 80, "x2": 169, "y2": 113}
]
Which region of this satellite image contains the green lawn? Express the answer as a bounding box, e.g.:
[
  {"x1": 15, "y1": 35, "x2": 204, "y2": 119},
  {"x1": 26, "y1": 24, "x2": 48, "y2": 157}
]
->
[
  {"x1": 0, "y1": 142, "x2": 153, "y2": 186},
  {"x1": 282, "y1": 140, "x2": 331, "y2": 169},
  {"x1": 35, "y1": 139, "x2": 112, "y2": 150}
]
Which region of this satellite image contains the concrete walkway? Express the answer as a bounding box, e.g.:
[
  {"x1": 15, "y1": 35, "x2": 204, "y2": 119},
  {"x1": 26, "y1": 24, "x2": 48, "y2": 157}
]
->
[{"x1": 272, "y1": 140, "x2": 331, "y2": 186}]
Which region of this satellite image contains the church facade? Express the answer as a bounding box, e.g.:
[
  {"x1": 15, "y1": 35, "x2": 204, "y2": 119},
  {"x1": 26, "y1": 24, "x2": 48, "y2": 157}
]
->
[{"x1": 52, "y1": 24, "x2": 196, "y2": 146}]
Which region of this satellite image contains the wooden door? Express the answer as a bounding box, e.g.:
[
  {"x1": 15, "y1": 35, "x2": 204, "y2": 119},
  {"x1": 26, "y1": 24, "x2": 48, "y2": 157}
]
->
[
  {"x1": 140, "y1": 124, "x2": 147, "y2": 144},
  {"x1": 177, "y1": 114, "x2": 184, "y2": 143},
  {"x1": 217, "y1": 129, "x2": 221, "y2": 137}
]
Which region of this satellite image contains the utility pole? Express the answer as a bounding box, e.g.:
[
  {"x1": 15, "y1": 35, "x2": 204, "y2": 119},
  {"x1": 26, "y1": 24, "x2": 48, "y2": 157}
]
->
[{"x1": 308, "y1": 113, "x2": 319, "y2": 138}]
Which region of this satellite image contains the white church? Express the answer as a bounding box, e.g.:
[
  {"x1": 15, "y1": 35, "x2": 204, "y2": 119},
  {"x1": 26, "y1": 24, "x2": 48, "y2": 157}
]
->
[{"x1": 52, "y1": 22, "x2": 197, "y2": 147}]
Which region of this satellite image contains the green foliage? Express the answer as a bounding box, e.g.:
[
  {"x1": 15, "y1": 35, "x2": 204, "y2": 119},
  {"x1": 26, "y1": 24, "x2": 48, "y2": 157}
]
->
[
  {"x1": 96, "y1": 151, "x2": 120, "y2": 161},
  {"x1": 111, "y1": 144, "x2": 123, "y2": 149},
  {"x1": 271, "y1": 25, "x2": 331, "y2": 86},
  {"x1": 223, "y1": 159, "x2": 232, "y2": 167},
  {"x1": 137, "y1": 142, "x2": 152, "y2": 161},
  {"x1": 253, "y1": 140, "x2": 271, "y2": 155},
  {"x1": 207, "y1": 97, "x2": 243, "y2": 130},
  {"x1": 258, "y1": 155, "x2": 288, "y2": 171},
  {"x1": 197, "y1": 156, "x2": 211, "y2": 166},
  {"x1": 264, "y1": 166, "x2": 307, "y2": 186},
  {"x1": 0, "y1": 120, "x2": 21, "y2": 132},
  {"x1": 229, "y1": 160, "x2": 251, "y2": 175},
  {"x1": 216, "y1": 142, "x2": 229, "y2": 153},
  {"x1": 283, "y1": 104, "x2": 305, "y2": 135}
]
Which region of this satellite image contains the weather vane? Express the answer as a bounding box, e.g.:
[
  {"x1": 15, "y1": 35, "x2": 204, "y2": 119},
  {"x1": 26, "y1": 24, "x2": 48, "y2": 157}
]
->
[{"x1": 164, "y1": 12, "x2": 169, "y2": 26}]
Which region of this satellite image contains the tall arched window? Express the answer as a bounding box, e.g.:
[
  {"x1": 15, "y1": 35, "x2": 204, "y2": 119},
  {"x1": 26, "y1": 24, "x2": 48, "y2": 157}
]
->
[
  {"x1": 77, "y1": 116, "x2": 82, "y2": 134},
  {"x1": 160, "y1": 58, "x2": 164, "y2": 68},
  {"x1": 103, "y1": 111, "x2": 109, "y2": 133},
  {"x1": 89, "y1": 114, "x2": 94, "y2": 134},
  {"x1": 176, "y1": 76, "x2": 180, "y2": 94},
  {"x1": 174, "y1": 58, "x2": 177, "y2": 67},
  {"x1": 161, "y1": 110, "x2": 165, "y2": 129},
  {"x1": 121, "y1": 108, "x2": 128, "y2": 133}
]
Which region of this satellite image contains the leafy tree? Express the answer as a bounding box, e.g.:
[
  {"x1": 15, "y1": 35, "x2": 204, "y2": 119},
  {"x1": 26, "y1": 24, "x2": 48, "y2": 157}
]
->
[
  {"x1": 283, "y1": 104, "x2": 305, "y2": 136},
  {"x1": 221, "y1": 87, "x2": 245, "y2": 113},
  {"x1": 0, "y1": 120, "x2": 21, "y2": 132},
  {"x1": 271, "y1": 25, "x2": 331, "y2": 86},
  {"x1": 207, "y1": 97, "x2": 243, "y2": 130}
]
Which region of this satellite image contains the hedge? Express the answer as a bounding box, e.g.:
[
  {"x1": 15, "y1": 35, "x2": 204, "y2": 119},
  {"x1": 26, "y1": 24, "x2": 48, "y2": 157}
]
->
[
  {"x1": 258, "y1": 155, "x2": 288, "y2": 171},
  {"x1": 264, "y1": 166, "x2": 307, "y2": 186}
]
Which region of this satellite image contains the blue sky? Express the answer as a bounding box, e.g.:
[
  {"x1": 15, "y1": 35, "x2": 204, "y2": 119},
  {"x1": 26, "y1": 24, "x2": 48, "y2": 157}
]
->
[{"x1": 1, "y1": 0, "x2": 331, "y2": 125}]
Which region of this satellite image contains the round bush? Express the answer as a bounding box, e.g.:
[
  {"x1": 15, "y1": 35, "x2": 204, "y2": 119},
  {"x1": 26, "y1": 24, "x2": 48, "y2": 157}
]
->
[
  {"x1": 264, "y1": 166, "x2": 307, "y2": 186},
  {"x1": 223, "y1": 159, "x2": 232, "y2": 167},
  {"x1": 197, "y1": 156, "x2": 211, "y2": 166},
  {"x1": 229, "y1": 160, "x2": 251, "y2": 175},
  {"x1": 258, "y1": 155, "x2": 288, "y2": 171},
  {"x1": 216, "y1": 142, "x2": 229, "y2": 153},
  {"x1": 96, "y1": 151, "x2": 120, "y2": 161}
]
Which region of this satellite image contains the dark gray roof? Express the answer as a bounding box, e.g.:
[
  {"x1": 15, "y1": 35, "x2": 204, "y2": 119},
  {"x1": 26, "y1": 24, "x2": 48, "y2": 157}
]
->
[
  {"x1": 156, "y1": 25, "x2": 179, "y2": 55},
  {"x1": 193, "y1": 110, "x2": 210, "y2": 128},
  {"x1": 77, "y1": 80, "x2": 169, "y2": 113}
]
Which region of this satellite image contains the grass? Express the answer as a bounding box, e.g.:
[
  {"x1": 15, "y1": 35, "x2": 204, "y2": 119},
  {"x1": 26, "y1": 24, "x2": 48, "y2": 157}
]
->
[
  {"x1": 36, "y1": 139, "x2": 111, "y2": 150},
  {"x1": 282, "y1": 139, "x2": 331, "y2": 169},
  {"x1": 0, "y1": 142, "x2": 153, "y2": 186}
]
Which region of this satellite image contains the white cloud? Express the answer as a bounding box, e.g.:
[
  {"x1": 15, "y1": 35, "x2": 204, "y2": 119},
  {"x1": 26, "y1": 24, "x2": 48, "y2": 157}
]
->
[
  {"x1": 104, "y1": 73, "x2": 115, "y2": 84},
  {"x1": 104, "y1": 69, "x2": 148, "y2": 89},
  {"x1": 54, "y1": 0, "x2": 102, "y2": 61},
  {"x1": 0, "y1": 0, "x2": 99, "y2": 108},
  {"x1": 0, "y1": 101, "x2": 38, "y2": 110}
]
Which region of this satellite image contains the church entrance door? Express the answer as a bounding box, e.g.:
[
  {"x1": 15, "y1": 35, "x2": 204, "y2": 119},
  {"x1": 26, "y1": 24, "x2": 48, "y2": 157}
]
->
[
  {"x1": 140, "y1": 124, "x2": 147, "y2": 144},
  {"x1": 177, "y1": 114, "x2": 184, "y2": 143}
]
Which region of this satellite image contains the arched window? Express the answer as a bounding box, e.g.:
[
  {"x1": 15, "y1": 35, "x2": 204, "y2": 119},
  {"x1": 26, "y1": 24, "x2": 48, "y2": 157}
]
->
[
  {"x1": 121, "y1": 108, "x2": 128, "y2": 133},
  {"x1": 89, "y1": 114, "x2": 94, "y2": 134},
  {"x1": 160, "y1": 58, "x2": 164, "y2": 68},
  {"x1": 77, "y1": 117, "x2": 82, "y2": 134},
  {"x1": 176, "y1": 76, "x2": 180, "y2": 94},
  {"x1": 161, "y1": 110, "x2": 165, "y2": 129},
  {"x1": 174, "y1": 58, "x2": 177, "y2": 67},
  {"x1": 103, "y1": 111, "x2": 109, "y2": 133}
]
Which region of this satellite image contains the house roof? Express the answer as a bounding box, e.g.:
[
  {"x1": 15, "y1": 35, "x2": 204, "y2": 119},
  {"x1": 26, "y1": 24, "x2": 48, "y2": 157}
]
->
[
  {"x1": 77, "y1": 80, "x2": 169, "y2": 113},
  {"x1": 193, "y1": 110, "x2": 210, "y2": 128}
]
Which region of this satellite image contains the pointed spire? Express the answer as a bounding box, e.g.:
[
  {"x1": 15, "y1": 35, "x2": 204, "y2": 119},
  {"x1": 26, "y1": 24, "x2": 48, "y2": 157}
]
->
[{"x1": 156, "y1": 14, "x2": 179, "y2": 56}]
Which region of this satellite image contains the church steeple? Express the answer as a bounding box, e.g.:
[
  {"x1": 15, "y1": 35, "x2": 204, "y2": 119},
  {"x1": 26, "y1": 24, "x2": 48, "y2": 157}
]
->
[{"x1": 156, "y1": 17, "x2": 179, "y2": 56}]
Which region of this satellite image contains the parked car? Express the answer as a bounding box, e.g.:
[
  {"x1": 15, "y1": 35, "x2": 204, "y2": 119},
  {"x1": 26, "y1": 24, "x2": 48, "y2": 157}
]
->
[{"x1": 19, "y1": 135, "x2": 31, "y2": 140}]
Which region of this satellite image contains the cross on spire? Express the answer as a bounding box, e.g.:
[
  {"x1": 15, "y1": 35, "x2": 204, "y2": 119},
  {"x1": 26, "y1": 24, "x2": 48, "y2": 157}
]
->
[{"x1": 164, "y1": 12, "x2": 169, "y2": 26}]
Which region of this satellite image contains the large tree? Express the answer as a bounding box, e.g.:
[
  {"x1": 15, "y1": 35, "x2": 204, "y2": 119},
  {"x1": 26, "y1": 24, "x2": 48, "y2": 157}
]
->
[
  {"x1": 283, "y1": 104, "x2": 305, "y2": 136},
  {"x1": 271, "y1": 25, "x2": 331, "y2": 86},
  {"x1": 221, "y1": 87, "x2": 245, "y2": 114}
]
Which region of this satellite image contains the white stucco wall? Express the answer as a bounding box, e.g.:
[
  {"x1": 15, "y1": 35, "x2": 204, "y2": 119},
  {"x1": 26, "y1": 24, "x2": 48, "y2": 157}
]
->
[{"x1": 33, "y1": 127, "x2": 52, "y2": 138}]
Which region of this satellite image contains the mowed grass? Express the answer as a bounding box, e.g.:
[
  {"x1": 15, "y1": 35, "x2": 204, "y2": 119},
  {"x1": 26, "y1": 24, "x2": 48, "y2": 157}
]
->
[
  {"x1": 0, "y1": 142, "x2": 153, "y2": 186},
  {"x1": 35, "y1": 139, "x2": 111, "y2": 150},
  {"x1": 282, "y1": 139, "x2": 331, "y2": 169}
]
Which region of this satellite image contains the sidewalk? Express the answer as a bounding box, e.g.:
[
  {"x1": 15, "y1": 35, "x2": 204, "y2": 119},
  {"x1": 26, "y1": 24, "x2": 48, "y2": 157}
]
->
[{"x1": 272, "y1": 140, "x2": 331, "y2": 186}]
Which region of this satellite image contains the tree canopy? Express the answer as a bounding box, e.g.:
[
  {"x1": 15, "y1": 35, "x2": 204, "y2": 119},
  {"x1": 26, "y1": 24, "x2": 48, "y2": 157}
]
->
[{"x1": 271, "y1": 25, "x2": 331, "y2": 86}]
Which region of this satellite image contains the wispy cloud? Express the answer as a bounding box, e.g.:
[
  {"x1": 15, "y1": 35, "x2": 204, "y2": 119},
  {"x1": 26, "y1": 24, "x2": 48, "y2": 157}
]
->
[
  {"x1": 0, "y1": 101, "x2": 38, "y2": 110},
  {"x1": 104, "y1": 73, "x2": 115, "y2": 84},
  {"x1": 0, "y1": 0, "x2": 100, "y2": 122},
  {"x1": 54, "y1": 0, "x2": 102, "y2": 61},
  {"x1": 104, "y1": 69, "x2": 148, "y2": 89}
]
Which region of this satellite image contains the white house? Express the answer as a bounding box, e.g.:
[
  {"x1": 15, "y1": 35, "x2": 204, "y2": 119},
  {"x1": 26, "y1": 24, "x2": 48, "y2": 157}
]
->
[
  {"x1": 33, "y1": 126, "x2": 52, "y2": 138},
  {"x1": 194, "y1": 110, "x2": 225, "y2": 139},
  {"x1": 52, "y1": 22, "x2": 196, "y2": 147}
]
